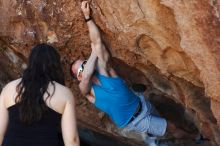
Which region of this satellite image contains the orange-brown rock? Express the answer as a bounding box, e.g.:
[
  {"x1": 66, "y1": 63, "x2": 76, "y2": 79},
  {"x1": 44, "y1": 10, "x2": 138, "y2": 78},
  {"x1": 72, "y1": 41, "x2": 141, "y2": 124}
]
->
[{"x1": 0, "y1": 0, "x2": 220, "y2": 145}]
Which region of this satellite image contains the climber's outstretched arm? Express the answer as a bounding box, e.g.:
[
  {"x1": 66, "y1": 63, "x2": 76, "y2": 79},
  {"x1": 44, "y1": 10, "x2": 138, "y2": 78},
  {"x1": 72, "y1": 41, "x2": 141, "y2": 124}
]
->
[
  {"x1": 81, "y1": 1, "x2": 110, "y2": 71},
  {"x1": 79, "y1": 49, "x2": 98, "y2": 96}
]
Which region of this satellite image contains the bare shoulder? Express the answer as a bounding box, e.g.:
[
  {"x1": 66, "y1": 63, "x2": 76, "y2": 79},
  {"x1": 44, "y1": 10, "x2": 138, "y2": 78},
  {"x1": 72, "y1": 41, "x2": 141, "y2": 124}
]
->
[
  {"x1": 0, "y1": 78, "x2": 21, "y2": 107},
  {"x1": 52, "y1": 81, "x2": 74, "y2": 102},
  {"x1": 1, "y1": 78, "x2": 21, "y2": 96},
  {"x1": 44, "y1": 81, "x2": 75, "y2": 114}
]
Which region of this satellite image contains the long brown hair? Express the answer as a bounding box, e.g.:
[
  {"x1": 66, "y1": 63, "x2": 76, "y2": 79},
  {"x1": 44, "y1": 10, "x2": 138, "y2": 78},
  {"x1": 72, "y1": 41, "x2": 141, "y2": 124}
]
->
[{"x1": 16, "y1": 44, "x2": 65, "y2": 124}]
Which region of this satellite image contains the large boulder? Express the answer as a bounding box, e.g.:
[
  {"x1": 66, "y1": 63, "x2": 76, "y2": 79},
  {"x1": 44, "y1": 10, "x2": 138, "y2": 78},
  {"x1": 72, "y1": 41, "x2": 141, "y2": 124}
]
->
[{"x1": 0, "y1": 0, "x2": 219, "y2": 145}]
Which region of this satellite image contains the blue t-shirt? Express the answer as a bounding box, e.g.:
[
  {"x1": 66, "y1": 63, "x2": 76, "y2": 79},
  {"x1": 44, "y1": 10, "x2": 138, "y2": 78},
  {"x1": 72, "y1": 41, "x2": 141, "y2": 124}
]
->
[{"x1": 92, "y1": 73, "x2": 140, "y2": 128}]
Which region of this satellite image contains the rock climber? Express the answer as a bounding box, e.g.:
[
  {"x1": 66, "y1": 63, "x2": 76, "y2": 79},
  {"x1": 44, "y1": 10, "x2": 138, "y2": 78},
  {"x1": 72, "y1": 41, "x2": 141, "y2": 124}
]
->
[{"x1": 71, "y1": 1, "x2": 166, "y2": 145}]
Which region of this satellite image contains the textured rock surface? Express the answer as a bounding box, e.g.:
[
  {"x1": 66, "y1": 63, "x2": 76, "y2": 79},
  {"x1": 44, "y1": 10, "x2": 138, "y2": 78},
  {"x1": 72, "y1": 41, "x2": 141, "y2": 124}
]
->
[{"x1": 0, "y1": 0, "x2": 220, "y2": 145}]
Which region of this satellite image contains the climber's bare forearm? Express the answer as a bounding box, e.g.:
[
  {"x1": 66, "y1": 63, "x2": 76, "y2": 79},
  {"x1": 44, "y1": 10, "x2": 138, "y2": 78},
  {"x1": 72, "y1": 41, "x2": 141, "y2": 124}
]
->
[
  {"x1": 86, "y1": 18, "x2": 102, "y2": 46},
  {"x1": 79, "y1": 50, "x2": 97, "y2": 95},
  {"x1": 87, "y1": 20, "x2": 109, "y2": 64}
]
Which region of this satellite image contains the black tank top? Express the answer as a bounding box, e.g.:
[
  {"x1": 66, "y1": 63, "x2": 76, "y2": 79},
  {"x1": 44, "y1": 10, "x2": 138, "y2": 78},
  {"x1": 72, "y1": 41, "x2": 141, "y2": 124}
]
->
[{"x1": 2, "y1": 104, "x2": 62, "y2": 146}]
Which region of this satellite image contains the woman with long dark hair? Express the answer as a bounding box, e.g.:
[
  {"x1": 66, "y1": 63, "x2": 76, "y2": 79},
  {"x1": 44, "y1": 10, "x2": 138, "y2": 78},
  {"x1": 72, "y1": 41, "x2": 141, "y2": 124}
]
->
[{"x1": 0, "y1": 44, "x2": 79, "y2": 146}]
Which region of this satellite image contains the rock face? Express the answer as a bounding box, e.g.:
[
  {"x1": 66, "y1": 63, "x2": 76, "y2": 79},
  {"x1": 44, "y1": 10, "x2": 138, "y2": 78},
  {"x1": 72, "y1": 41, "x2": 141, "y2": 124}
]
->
[{"x1": 0, "y1": 0, "x2": 220, "y2": 145}]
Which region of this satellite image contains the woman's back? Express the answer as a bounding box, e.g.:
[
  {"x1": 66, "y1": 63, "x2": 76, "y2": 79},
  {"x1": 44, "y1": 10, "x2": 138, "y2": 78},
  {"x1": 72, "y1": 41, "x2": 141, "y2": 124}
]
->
[
  {"x1": 1, "y1": 79, "x2": 75, "y2": 146},
  {"x1": 0, "y1": 44, "x2": 79, "y2": 146}
]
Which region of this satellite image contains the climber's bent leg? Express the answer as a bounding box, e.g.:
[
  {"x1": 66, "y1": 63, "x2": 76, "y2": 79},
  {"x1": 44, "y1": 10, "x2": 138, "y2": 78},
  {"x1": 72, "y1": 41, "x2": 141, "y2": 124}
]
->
[{"x1": 124, "y1": 94, "x2": 167, "y2": 137}]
